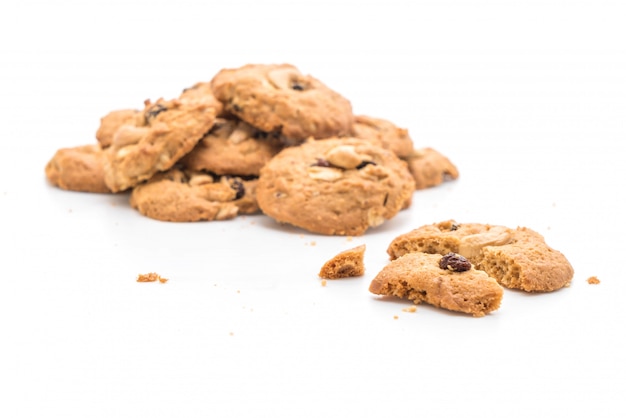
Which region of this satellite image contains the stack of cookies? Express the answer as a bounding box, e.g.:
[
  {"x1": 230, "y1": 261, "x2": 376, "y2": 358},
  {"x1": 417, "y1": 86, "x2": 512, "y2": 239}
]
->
[{"x1": 45, "y1": 63, "x2": 459, "y2": 235}]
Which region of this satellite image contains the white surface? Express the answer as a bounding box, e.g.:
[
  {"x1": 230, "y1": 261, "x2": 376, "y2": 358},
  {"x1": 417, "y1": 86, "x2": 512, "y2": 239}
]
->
[{"x1": 1, "y1": 1, "x2": 625, "y2": 417}]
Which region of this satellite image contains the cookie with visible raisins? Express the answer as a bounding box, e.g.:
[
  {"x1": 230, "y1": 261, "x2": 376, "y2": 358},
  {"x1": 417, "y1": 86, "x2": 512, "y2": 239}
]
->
[
  {"x1": 210, "y1": 64, "x2": 354, "y2": 145},
  {"x1": 256, "y1": 137, "x2": 415, "y2": 236},
  {"x1": 103, "y1": 97, "x2": 219, "y2": 192},
  {"x1": 352, "y1": 115, "x2": 414, "y2": 159},
  {"x1": 387, "y1": 220, "x2": 574, "y2": 292},
  {"x1": 45, "y1": 144, "x2": 111, "y2": 193},
  {"x1": 404, "y1": 147, "x2": 459, "y2": 190},
  {"x1": 129, "y1": 168, "x2": 259, "y2": 222},
  {"x1": 180, "y1": 117, "x2": 283, "y2": 177},
  {"x1": 369, "y1": 251, "x2": 504, "y2": 317}
]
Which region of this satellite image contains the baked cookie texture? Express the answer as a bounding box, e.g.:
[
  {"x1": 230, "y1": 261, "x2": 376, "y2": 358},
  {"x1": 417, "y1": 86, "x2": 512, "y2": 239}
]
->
[
  {"x1": 45, "y1": 144, "x2": 110, "y2": 193},
  {"x1": 103, "y1": 98, "x2": 219, "y2": 192},
  {"x1": 181, "y1": 117, "x2": 283, "y2": 176},
  {"x1": 319, "y1": 245, "x2": 366, "y2": 279},
  {"x1": 256, "y1": 137, "x2": 416, "y2": 236},
  {"x1": 129, "y1": 168, "x2": 259, "y2": 222},
  {"x1": 95, "y1": 109, "x2": 141, "y2": 148},
  {"x1": 405, "y1": 147, "x2": 459, "y2": 190},
  {"x1": 352, "y1": 115, "x2": 414, "y2": 159},
  {"x1": 387, "y1": 220, "x2": 574, "y2": 292},
  {"x1": 211, "y1": 63, "x2": 354, "y2": 144},
  {"x1": 369, "y1": 252, "x2": 504, "y2": 317}
]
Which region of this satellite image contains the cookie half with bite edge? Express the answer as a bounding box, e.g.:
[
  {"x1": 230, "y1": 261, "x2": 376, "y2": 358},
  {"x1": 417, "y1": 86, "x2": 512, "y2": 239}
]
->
[
  {"x1": 256, "y1": 137, "x2": 415, "y2": 236},
  {"x1": 211, "y1": 63, "x2": 354, "y2": 144},
  {"x1": 387, "y1": 220, "x2": 574, "y2": 292}
]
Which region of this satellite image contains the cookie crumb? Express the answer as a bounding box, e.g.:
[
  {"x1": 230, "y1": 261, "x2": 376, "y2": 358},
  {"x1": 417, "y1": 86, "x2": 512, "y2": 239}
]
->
[
  {"x1": 587, "y1": 276, "x2": 600, "y2": 285},
  {"x1": 321, "y1": 279, "x2": 327, "y2": 287},
  {"x1": 137, "y1": 272, "x2": 167, "y2": 283},
  {"x1": 393, "y1": 315, "x2": 399, "y2": 320},
  {"x1": 402, "y1": 306, "x2": 417, "y2": 313}
]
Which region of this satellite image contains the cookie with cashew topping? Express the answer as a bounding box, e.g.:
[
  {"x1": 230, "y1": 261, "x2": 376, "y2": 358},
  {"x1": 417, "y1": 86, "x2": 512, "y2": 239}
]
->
[
  {"x1": 256, "y1": 137, "x2": 415, "y2": 236},
  {"x1": 387, "y1": 220, "x2": 574, "y2": 292},
  {"x1": 210, "y1": 63, "x2": 354, "y2": 145}
]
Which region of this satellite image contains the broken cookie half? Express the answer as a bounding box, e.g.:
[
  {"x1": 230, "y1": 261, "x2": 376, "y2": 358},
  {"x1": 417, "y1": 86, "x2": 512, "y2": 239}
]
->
[
  {"x1": 369, "y1": 252, "x2": 503, "y2": 317},
  {"x1": 319, "y1": 245, "x2": 366, "y2": 279}
]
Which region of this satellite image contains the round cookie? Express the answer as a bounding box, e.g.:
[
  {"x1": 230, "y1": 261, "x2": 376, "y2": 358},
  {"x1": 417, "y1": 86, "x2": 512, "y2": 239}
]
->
[
  {"x1": 95, "y1": 109, "x2": 141, "y2": 148},
  {"x1": 180, "y1": 117, "x2": 283, "y2": 176},
  {"x1": 103, "y1": 97, "x2": 219, "y2": 192},
  {"x1": 404, "y1": 147, "x2": 459, "y2": 190},
  {"x1": 178, "y1": 81, "x2": 225, "y2": 114},
  {"x1": 387, "y1": 220, "x2": 574, "y2": 292},
  {"x1": 369, "y1": 252, "x2": 504, "y2": 317},
  {"x1": 45, "y1": 144, "x2": 111, "y2": 193},
  {"x1": 210, "y1": 63, "x2": 354, "y2": 144},
  {"x1": 352, "y1": 115, "x2": 414, "y2": 159},
  {"x1": 256, "y1": 137, "x2": 415, "y2": 236},
  {"x1": 129, "y1": 168, "x2": 259, "y2": 222}
]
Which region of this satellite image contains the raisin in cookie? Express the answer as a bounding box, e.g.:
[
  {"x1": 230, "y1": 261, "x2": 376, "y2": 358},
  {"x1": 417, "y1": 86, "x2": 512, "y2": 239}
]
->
[
  {"x1": 95, "y1": 109, "x2": 141, "y2": 148},
  {"x1": 352, "y1": 115, "x2": 414, "y2": 159},
  {"x1": 180, "y1": 118, "x2": 283, "y2": 176},
  {"x1": 369, "y1": 252, "x2": 503, "y2": 317},
  {"x1": 404, "y1": 147, "x2": 459, "y2": 190},
  {"x1": 211, "y1": 63, "x2": 354, "y2": 144},
  {"x1": 103, "y1": 98, "x2": 219, "y2": 192},
  {"x1": 256, "y1": 138, "x2": 415, "y2": 236},
  {"x1": 45, "y1": 144, "x2": 110, "y2": 193},
  {"x1": 387, "y1": 220, "x2": 574, "y2": 292},
  {"x1": 129, "y1": 168, "x2": 259, "y2": 222},
  {"x1": 319, "y1": 245, "x2": 366, "y2": 279}
]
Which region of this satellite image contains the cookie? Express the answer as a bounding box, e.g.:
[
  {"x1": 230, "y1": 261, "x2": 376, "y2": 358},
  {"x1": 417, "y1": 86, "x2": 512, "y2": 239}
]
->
[
  {"x1": 319, "y1": 244, "x2": 366, "y2": 279},
  {"x1": 103, "y1": 97, "x2": 219, "y2": 192},
  {"x1": 45, "y1": 144, "x2": 110, "y2": 193},
  {"x1": 256, "y1": 137, "x2": 415, "y2": 236},
  {"x1": 129, "y1": 168, "x2": 259, "y2": 222},
  {"x1": 211, "y1": 63, "x2": 354, "y2": 144},
  {"x1": 352, "y1": 115, "x2": 414, "y2": 159},
  {"x1": 178, "y1": 81, "x2": 225, "y2": 113},
  {"x1": 369, "y1": 252, "x2": 504, "y2": 317},
  {"x1": 180, "y1": 117, "x2": 283, "y2": 176},
  {"x1": 404, "y1": 147, "x2": 459, "y2": 190},
  {"x1": 95, "y1": 109, "x2": 141, "y2": 148},
  {"x1": 387, "y1": 220, "x2": 574, "y2": 292}
]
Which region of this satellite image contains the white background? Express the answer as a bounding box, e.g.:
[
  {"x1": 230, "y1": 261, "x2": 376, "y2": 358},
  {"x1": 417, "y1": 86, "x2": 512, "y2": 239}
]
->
[{"x1": 1, "y1": 0, "x2": 625, "y2": 417}]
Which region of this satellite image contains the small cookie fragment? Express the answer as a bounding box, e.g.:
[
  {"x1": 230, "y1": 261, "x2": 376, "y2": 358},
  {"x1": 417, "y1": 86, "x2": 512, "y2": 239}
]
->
[
  {"x1": 404, "y1": 147, "x2": 459, "y2": 190},
  {"x1": 45, "y1": 144, "x2": 111, "y2": 193},
  {"x1": 319, "y1": 244, "x2": 366, "y2": 279},
  {"x1": 587, "y1": 276, "x2": 600, "y2": 285},
  {"x1": 369, "y1": 252, "x2": 503, "y2": 317},
  {"x1": 137, "y1": 272, "x2": 168, "y2": 283}
]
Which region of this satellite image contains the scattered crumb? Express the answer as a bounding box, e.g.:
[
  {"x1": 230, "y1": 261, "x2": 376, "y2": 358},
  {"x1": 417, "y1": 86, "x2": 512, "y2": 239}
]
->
[
  {"x1": 393, "y1": 315, "x2": 399, "y2": 320},
  {"x1": 229, "y1": 332, "x2": 234, "y2": 336},
  {"x1": 310, "y1": 241, "x2": 316, "y2": 246},
  {"x1": 137, "y1": 272, "x2": 168, "y2": 283},
  {"x1": 321, "y1": 279, "x2": 327, "y2": 287},
  {"x1": 587, "y1": 276, "x2": 600, "y2": 285},
  {"x1": 402, "y1": 306, "x2": 417, "y2": 313},
  {"x1": 346, "y1": 237, "x2": 353, "y2": 242}
]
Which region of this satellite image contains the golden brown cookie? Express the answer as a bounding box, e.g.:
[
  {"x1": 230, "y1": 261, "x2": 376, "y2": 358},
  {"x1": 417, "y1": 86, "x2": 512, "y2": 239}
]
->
[
  {"x1": 318, "y1": 245, "x2": 366, "y2": 279},
  {"x1": 352, "y1": 115, "x2": 414, "y2": 159},
  {"x1": 129, "y1": 168, "x2": 259, "y2": 222},
  {"x1": 95, "y1": 109, "x2": 141, "y2": 148},
  {"x1": 103, "y1": 98, "x2": 219, "y2": 192},
  {"x1": 387, "y1": 220, "x2": 574, "y2": 292},
  {"x1": 370, "y1": 252, "x2": 503, "y2": 317},
  {"x1": 178, "y1": 81, "x2": 225, "y2": 113},
  {"x1": 256, "y1": 138, "x2": 415, "y2": 236},
  {"x1": 45, "y1": 144, "x2": 111, "y2": 193},
  {"x1": 404, "y1": 147, "x2": 459, "y2": 190},
  {"x1": 211, "y1": 63, "x2": 354, "y2": 144},
  {"x1": 180, "y1": 117, "x2": 283, "y2": 176}
]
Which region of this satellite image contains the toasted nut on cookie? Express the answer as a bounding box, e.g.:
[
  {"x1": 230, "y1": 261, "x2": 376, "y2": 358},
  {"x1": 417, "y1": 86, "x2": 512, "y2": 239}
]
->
[
  {"x1": 307, "y1": 166, "x2": 343, "y2": 181},
  {"x1": 188, "y1": 173, "x2": 215, "y2": 187},
  {"x1": 458, "y1": 226, "x2": 512, "y2": 259},
  {"x1": 267, "y1": 68, "x2": 302, "y2": 90},
  {"x1": 229, "y1": 123, "x2": 254, "y2": 144},
  {"x1": 325, "y1": 145, "x2": 373, "y2": 170}
]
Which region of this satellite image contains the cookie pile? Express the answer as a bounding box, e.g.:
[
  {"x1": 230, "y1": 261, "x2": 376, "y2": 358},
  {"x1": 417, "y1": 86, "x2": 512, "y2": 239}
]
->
[{"x1": 45, "y1": 63, "x2": 459, "y2": 235}]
